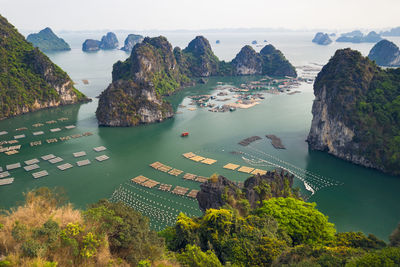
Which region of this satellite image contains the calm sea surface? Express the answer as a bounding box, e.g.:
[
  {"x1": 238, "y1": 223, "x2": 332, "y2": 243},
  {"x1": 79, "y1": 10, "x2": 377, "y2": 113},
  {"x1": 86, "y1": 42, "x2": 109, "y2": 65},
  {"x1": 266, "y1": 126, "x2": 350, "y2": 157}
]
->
[{"x1": 1, "y1": 31, "x2": 400, "y2": 237}]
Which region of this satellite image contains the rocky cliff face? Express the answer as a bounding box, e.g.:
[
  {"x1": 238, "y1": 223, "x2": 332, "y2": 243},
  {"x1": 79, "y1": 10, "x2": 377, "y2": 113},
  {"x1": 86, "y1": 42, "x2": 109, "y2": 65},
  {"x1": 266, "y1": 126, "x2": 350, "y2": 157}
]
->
[
  {"x1": 0, "y1": 15, "x2": 88, "y2": 119},
  {"x1": 231, "y1": 45, "x2": 262, "y2": 75},
  {"x1": 307, "y1": 48, "x2": 400, "y2": 175},
  {"x1": 312, "y1": 32, "x2": 332, "y2": 45},
  {"x1": 179, "y1": 36, "x2": 220, "y2": 77},
  {"x1": 197, "y1": 170, "x2": 297, "y2": 212},
  {"x1": 96, "y1": 36, "x2": 186, "y2": 126},
  {"x1": 336, "y1": 31, "x2": 382, "y2": 43},
  {"x1": 121, "y1": 34, "x2": 144, "y2": 52},
  {"x1": 96, "y1": 35, "x2": 297, "y2": 127},
  {"x1": 368, "y1": 40, "x2": 400, "y2": 67},
  {"x1": 27, "y1": 27, "x2": 70, "y2": 52},
  {"x1": 82, "y1": 39, "x2": 101, "y2": 52},
  {"x1": 100, "y1": 32, "x2": 119, "y2": 50},
  {"x1": 260, "y1": 45, "x2": 297, "y2": 77}
]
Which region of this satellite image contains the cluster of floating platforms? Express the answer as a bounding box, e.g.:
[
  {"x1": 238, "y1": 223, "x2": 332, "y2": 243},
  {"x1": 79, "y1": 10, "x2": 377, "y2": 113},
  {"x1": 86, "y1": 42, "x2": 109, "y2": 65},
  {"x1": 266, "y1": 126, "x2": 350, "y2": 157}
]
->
[
  {"x1": 131, "y1": 175, "x2": 199, "y2": 198},
  {"x1": 150, "y1": 161, "x2": 208, "y2": 183},
  {"x1": 0, "y1": 146, "x2": 110, "y2": 185},
  {"x1": 27, "y1": 132, "x2": 93, "y2": 148},
  {"x1": 182, "y1": 152, "x2": 217, "y2": 165},
  {"x1": 223, "y1": 163, "x2": 267, "y2": 175}
]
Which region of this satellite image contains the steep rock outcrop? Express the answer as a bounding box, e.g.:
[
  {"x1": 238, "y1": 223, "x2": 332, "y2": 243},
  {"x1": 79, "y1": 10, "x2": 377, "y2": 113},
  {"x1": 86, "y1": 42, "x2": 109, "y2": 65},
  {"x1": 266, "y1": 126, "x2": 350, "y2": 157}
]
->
[
  {"x1": 368, "y1": 40, "x2": 400, "y2": 67},
  {"x1": 82, "y1": 39, "x2": 101, "y2": 52},
  {"x1": 231, "y1": 45, "x2": 262, "y2": 75},
  {"x1": 260, "y1": 45, "x2": 297, "y2": 77},
  {"x1": 197, "y1": 170, "x2": 297, "y2": 212},
  {"x1": 307, "y1": 48, "x2": 400, "y2": 175},
  {"x1": 336, "y1": 31, "x2": 382, "y2": 43},
  {"x1": 0, "y1": 15, "x2": 88, "y2": 119},
  {"x1": 100, "y1": 32, "x2": 119, "y2": 50},
  {"x1": 312, "y1": 32, "x2": 332, "y2": 45},
  {"x1": 27, "y1": 27, "x2": 70, "y2": 52},
  {"x1": 96, "y1": 35, "x2": 296, "y2": 126},
  {"x1": 121, "y1": 34, "x2": 144, "y2": 52},
  {"x1": 96, "y1": 36, "x2": 188, "y2": 126},
  {"x1": 179, "y1": 36, "x2": 220, "y2": 77}
]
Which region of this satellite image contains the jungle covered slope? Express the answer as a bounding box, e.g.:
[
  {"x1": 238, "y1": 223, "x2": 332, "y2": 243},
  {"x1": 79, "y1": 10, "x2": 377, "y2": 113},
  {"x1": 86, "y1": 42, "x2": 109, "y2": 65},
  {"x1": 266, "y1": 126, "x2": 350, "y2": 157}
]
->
[
  {"x1": 1, "y1": 177, "x2": 400, "y2": 267},
  {"x1": 2, "y1": 180, "x2": 399, "y2": 267},
  {"x1": 0, "y1": 15, "x2": 87, "y2": 119},
  {"x1": 307, "y1": 48, "x2": 400, "y2": 175},
  {"x1": 26, "y1": 27, "x2": 71, "y2": 52},
  {"x1": 96, "y1": 35, "x2": 296, "y2": 126}
]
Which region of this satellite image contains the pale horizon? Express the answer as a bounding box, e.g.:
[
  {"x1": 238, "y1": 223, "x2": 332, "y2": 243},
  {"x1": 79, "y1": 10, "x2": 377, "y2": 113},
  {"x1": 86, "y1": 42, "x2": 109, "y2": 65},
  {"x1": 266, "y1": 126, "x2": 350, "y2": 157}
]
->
[{"x1": 1, "y1": 0, "x2": 399, "y2": 33}]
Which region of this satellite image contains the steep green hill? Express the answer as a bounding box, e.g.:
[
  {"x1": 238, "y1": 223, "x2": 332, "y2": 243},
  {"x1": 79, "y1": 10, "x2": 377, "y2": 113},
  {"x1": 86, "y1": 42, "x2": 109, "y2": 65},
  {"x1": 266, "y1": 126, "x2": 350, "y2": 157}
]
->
[
  {"x1": 26, "y1": 27, "x2": 70, "y2": 52},
  {"x1": 0, "y1": 15, "x2": 87, "y2": 119},
  {"x1": 308, "y1": 48, "x2": 400, "y2": 175}
]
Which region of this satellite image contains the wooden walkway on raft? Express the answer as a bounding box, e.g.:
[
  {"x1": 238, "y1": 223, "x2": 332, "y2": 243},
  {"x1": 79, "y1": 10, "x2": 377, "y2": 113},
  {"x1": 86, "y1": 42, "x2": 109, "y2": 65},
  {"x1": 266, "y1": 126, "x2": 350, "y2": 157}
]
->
[{"x1": 131, "y1": 175, "x2": 199, "y2": 198}]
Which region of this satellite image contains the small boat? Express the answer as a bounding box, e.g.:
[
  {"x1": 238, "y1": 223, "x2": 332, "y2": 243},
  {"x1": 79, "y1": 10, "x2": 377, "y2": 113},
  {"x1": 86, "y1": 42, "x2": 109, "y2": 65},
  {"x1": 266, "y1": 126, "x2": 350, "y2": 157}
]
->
[{"x1": 181, "y1": 132, "x2": 189, "y2": 137}]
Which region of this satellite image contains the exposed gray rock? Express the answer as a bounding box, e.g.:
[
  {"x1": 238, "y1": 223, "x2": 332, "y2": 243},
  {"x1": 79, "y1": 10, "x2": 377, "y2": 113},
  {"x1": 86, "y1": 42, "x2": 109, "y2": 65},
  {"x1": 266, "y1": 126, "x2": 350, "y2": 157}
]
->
[{"x1": 121, "y1": 34, "x2": 144, "y2": 52}]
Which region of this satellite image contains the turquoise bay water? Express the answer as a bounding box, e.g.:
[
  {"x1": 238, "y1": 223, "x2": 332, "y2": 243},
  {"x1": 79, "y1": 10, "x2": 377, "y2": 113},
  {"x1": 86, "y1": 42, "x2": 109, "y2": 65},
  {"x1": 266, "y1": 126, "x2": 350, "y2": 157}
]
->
[{"x1": 1, "y1": 32, "x2": 400, "y2": 237}]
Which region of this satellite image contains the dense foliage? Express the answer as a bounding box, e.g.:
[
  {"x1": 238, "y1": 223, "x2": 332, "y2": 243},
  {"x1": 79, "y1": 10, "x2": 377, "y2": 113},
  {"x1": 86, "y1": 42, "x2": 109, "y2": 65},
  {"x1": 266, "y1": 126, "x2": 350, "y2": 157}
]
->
[
  {"x1": 26, "y1": 27, "x2": 70, "y2": 52},
  {"x1": 0, "y1": 15, "x2": 86, "y2": 119},
  {"x1": 1, "y1": 182, "x2": 400, "y2": 266},
  {"x1": 314, "y1": 48, "x2": 400, "y2": 174}
]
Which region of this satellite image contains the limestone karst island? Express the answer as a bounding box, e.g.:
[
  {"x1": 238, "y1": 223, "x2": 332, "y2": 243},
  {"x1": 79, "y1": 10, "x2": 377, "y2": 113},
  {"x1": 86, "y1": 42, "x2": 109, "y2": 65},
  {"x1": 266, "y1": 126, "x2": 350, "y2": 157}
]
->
[{"x1": 1, "y1": 1, "x2": 400, "y2": 266}]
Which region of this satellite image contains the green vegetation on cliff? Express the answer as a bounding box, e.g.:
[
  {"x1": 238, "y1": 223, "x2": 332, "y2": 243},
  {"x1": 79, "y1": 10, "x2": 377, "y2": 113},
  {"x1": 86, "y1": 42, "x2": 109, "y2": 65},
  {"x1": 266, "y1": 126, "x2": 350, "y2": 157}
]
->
[
  {"x1": 26, "y1": 27, "x2": 71, "y2": 52},
  {"x1": 1, "y1": 184, "x2": 400, "y2": 266},
  {"x1": 0, "y1": 15, "x2": 87, "y2": 119},
  {"x1": 313, "y1": 48, "x2": 400, "y2": 174}
]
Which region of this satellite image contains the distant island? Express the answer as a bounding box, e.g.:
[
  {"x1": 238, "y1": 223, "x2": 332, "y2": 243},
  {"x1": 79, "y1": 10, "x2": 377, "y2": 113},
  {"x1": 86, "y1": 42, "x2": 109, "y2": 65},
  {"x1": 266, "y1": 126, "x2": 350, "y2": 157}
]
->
[
  {"x1": 120, "y1": 34, "x2": 144, "y2": 52},
  {"x1": 368, "y1": 39, "x2": 400, "y2": 67},
  {"x1": 26, "y1": 27, "x2": 70, "y2": 52},
  {"x1": 96, "y1": 35, "x2": 296, "y2": 127},
  {"x1": 381, "y1": 26, "x2": 400, "y2": 36},
  {"x1": 307, "y1": 48, "x2": 400, "y2": 175},
  {"x1": 82, "y1": 32, "x2": 119, "y2": 52},
  {"x1": 312, "y1": 32, "x2": 332, "y2": 45},
  {"x1": 0, "y1": 15, "x2": 88, "y2": 119},
  {"x1": 336, "y1": 30, "x2": 382, "y2": 43}
]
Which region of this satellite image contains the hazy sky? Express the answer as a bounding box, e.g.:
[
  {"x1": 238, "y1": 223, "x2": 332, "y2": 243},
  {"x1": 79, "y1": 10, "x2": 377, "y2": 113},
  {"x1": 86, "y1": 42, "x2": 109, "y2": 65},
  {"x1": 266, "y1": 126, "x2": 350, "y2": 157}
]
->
[{"x1": 1, "y1": 0, "x2": 399, "y2": 31}]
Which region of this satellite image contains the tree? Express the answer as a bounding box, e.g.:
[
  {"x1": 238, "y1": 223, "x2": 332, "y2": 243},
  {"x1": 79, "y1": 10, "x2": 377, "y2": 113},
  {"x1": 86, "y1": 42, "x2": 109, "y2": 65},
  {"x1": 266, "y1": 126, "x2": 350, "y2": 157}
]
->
[
  {"x1": 255, "y1": 197, "x2": 336, "y2": 245},
  {"x1": 390, "y1": 223, "x2": 400, "y2": 247},
  {"x1": 177, "y1": 245, "x2": 222, "y2": 267}
]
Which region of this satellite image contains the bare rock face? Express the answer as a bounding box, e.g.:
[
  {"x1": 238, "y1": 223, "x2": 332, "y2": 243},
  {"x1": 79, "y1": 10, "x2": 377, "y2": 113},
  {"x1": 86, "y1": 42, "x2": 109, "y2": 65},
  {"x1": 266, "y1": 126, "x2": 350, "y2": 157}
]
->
[
  {"x1": 121, "y1": 34, "x2": 144, "y2": 52},
  {"x1": 96, "y1": 36, "x2": 184, "y2": 126},
  {"x1": 100, "y1": 32, "x2": 119, "y2": 50},
  {"x1": 196, "y1": 175, "x2": 239, "y2": 213},
  {"x1": 306, "y1": 48, "x2": 400, "y2": 173},
  {"x1": 231, "y1": 45, "x2": 262, "y2": 75},
  {"x1": 0, "y1": 14, "x2": 88, "y2": 119},
  {"x1": 197, "y1": 170, "x2": 296, "y2": 212}
]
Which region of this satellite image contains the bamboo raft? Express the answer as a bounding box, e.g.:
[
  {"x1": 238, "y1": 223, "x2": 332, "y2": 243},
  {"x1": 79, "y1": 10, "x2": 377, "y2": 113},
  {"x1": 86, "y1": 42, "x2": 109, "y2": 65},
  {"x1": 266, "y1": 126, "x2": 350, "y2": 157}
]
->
[
  {"x1": 50, "y1": 128, "x2": 61, "y2": 132},
  {"x1": 182, "y1": 152, "x2": 217, "y2": 165},
  {"x1": 95, "y1": 155, "x2": 109, "y2": 162},
  {"x1": 159, "y1": 183, "x2": 172, "y2": 191},
  {"x1": 32, "y1": 123, "x2": 44, "y2": 127},
  {"x1": 30, "y1": 141, "x2": 42, "y2": 146},
  {"x1": 32, "y1": 170, "x2": 48, "y2": 179},
  {"x1": 14, "y1": 134, "x2": 26, "y2": 139},
  {"x1": 24, "y1": 164, "x2": 39, "y2": 171},
  {"x1": 76, "y1": 159, "x2": 91, "y2": 167},
  {"x1": 0, "y1": 178, "x2": 14, "y2": 186},
  {"x1": 238, "y1": 136, "x2": 262, "y2": 146},
  {"x1": 25, "y1": 158, "x2": 39, "y2": 165},
  {"x1": 41, "y1": 154, "x2": 56, "y2": 160},
  {"x1": 0, "y1": 171, "x2": 10, "y2": 178},
  {"x1": 49, "y1": 157, "x2": 63, "y2": 164},
  {"x1": 46, "y1": 120, "x2": 57, "y2": 124},
  {"x1": 33, "y1": 131, "x2": 44, "y2": 136},
  {"x1": 150, "y1": 161, "x2": 209, "y2": 183},
  {"x1": 65, "y1": 125, "x2": 76, "y2": 129},
  {"x1": 93, "y1": 146, "x2": 107, "y2": 152},
  {"x1": 0, "y1": 131, "x2": 8, "y2": 135},
  {"x1": 171, "y1": 186, "x2": 189, "y2": 196},
  {"x1": 5, "y1": 150, "x2": 19, "y2": 155},
  {"x1": 73, "y1": 151, "x2": 86, "y2": 158},
  {"x1": 46, "y1": 138, "x2": 58, "y2": 144},
  {"x1": 187, "y1": 189, "x2": 199, "y2": 198},
  {"x1": 57, "y1": 163, "x2": 73, "y2": 171},
  {"x1": 6, "y1": 163, "x2": 21, "y2": 170}
]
